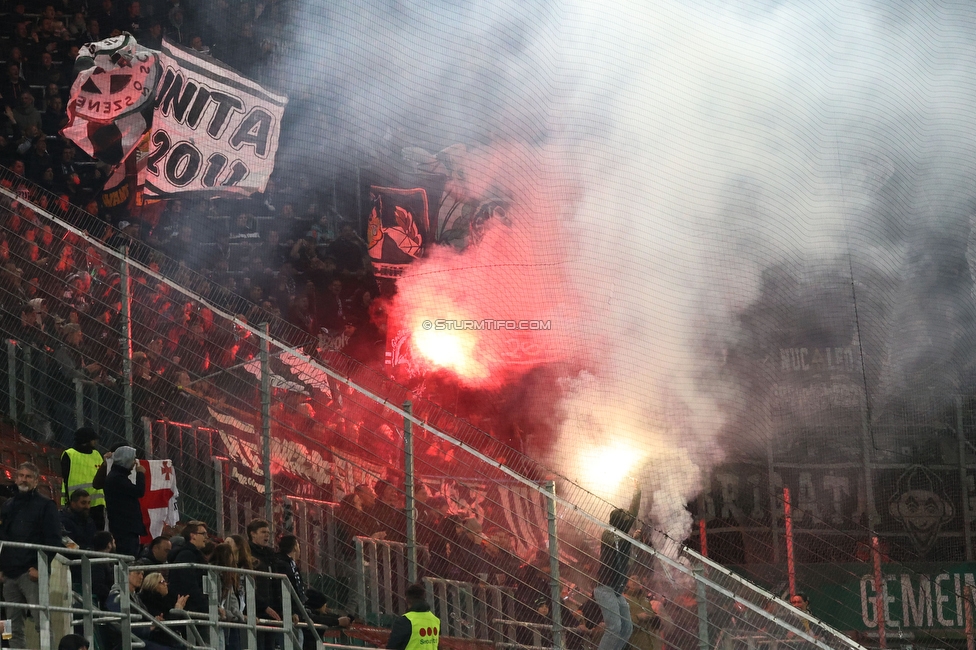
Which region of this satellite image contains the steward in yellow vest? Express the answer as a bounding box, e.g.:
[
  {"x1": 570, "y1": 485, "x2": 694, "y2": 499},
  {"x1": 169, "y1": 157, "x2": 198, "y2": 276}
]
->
[
  {"x1": 61, "y1": 427, "x2": 105, "y2": 529},
  {"x1": 386, "y1": 583, "x2": 440, "y2": 650}
]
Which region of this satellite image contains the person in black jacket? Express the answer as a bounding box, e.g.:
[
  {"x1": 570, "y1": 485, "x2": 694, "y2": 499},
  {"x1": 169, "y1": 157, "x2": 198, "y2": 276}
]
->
[
  {"x1": 0, "y1": 462, "x2": 64, "y2": 649},
  {"x1": 302, "y1": 589, "x2": 351, "y2": 650},
  {"x1": 168, "y1": 521, "x2": 209, "y2": 613},
  {"x1": 594, "y1": 480, "x2": 642, "y2": 650},
  {"x1": 61, "y1": 488, "x2": 97, "y2": 588},
  {"x1": 271, "y1": 535, "x2": 306, "y2": 616},
  {"x1": 90, "y1": 531, "x2": 116, "y2": 608},
  {"x1": 61, "y1": 488, "x2": 97, "y2": 550},
  {"x1": 103, "y1": 446, "x2": 147, "y2": 557},
  {"x1": 247, "y1": 519, "x2": 281, "y2": 650}
]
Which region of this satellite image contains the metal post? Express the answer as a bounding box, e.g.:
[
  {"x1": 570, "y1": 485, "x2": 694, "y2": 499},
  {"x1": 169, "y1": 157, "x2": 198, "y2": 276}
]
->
[
  {"x1": 966, "y1": 585, "x2": 974, "y2": 650},
  {"x1": 693, "y1": 562, "x2": 710, "y2": 650},
  {"x1": 545, "y1": 480, "x2": 563, "y2": 650},
  {"x1": 699, "y1": 518, "x2": 708, "y2": 558},
  {"x1": 959, "y1": 395, "x2": 973, "y2": 561},
  {"x1": 37, "y1": 549, "x2": 52, "y2": 650},
  {"x1": 74, "y1": 380, "x2": 84, "y2": 428},
  {"x1": 404, "y1": 400, "x2": 417, "y2": 584},
  {"x1": 784, "y1": 486, "x2": 796, "y2": 598},
  {"x1": 245, "y1": 573, "x2": 258, "y2": 650},
  {"x1": 117, "y1": 561, "x2": 132, "y2": 650},
  {"x1": 281, "y1": 578, "x2": 294, "y2": 650},
  {"x1": 765, "y1": 404, "x2": 780, "y2": 563},
  {"x1": 22, "y1": 345, "x2": 31, "y2": 415},
  {"x1": 142, "y1": 417, "x2": 153, "y2": 459},
  {"x1": 206, "y1": 569, "x2": 221, "y2": 650},
  {"x1": 356, "y1": 539, "x2": 368, "y2": 623},
  {"x1": 214, "y1": 457, "x2": 225, "y2": 539},
  {"x1": 120, "y1": 245, "x2": 134, "y2": 445},
  {"x1": 81, "y1": 554, "x2": 94, "y2": 642},
  {"x1": 6, "y1": 340, "x2": 16, "y2": 422},
  {"x1": 872, "y1": 535, "x2": 886, "y2": 649},
  {"x1": 356, "y1": 166, "x2": 362, "y2": 232},
  {"x1": 861, "y1": 403, "x2": 878, "y2": 529},
  {"x1": 260, "y1": 322, "x2": 273, "y2": 526}
]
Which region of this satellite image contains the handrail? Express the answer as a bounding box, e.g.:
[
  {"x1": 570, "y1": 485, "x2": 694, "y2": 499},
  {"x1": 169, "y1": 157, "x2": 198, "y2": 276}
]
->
[
  {"x1": 0, "y1": 543, "x2": 328, "y2": 650},
  {"x1": 129, "y1": 561, "x2": 326, "y2": 649},
  {"x1": 0, "y1": 539, "x2": 136, "y2": 560}
]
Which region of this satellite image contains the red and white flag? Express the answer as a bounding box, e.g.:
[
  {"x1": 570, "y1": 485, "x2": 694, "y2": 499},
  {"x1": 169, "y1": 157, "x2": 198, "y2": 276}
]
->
[
  {"x1": 106, "y1": 457, "x2": 180, "y2": 544},
  {"x1": 138, "y1": 459, "x2": 180, "y2": 544}
]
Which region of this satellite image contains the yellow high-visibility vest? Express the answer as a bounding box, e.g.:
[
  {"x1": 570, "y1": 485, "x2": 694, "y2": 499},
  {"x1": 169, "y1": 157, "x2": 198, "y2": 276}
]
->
[
  {"x1": 404, "y1": 610, "x2": 440, "y2": 650},
  {"x1": 62, "y1": 448, "x2": 105, "y2": 508}
]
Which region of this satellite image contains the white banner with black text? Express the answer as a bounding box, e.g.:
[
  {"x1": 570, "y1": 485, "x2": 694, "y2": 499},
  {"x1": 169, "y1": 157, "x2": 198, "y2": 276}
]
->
[{"x1": 145, "y1": 38, "x2": 288, "y2": 198}]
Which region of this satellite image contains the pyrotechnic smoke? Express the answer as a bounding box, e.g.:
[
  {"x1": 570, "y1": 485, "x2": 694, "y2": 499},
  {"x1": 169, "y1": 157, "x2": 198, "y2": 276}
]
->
[{"x1": 281, "y1": 0, "x2": 976, "y2": 545}]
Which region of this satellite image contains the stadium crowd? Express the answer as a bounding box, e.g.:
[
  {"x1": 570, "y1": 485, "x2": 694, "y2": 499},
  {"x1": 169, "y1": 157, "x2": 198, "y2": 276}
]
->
[
  {"x1": 0, "y1": 0, "x2": 396, "y2": 436},
  {"x1": 0, "y1": 5, "x2": 679, "y2": 650}
]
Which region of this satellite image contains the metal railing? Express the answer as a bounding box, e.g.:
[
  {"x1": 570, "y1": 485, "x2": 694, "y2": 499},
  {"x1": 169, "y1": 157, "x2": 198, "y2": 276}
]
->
[
  {"x1": 0, "y1": 540, "x2": 329, "y2": 650},
  {"x1": 424, "y1": 577, "x2": 517, "y2": 642}
]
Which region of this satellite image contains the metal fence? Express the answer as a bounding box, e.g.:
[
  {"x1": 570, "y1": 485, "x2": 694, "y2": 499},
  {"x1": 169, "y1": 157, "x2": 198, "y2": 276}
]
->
[
  {"x1": 0, "y1": 167, "x2": 881, "y2": 650},
  {"x1": 0, "y1": 540, "x2": 333, "y2": 650}
]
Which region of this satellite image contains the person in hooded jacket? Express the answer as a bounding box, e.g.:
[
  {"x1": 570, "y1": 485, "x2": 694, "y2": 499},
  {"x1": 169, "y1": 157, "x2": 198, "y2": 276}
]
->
[
  {"x1": 103, "y1": 446, "x2": 147, "y2": 557},
  {"x1": 593, "y1": 480, "x2": 642, "y2": 650}
]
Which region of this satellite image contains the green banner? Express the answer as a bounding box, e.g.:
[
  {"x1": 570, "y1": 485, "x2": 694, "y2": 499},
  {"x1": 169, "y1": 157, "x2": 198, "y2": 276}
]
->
[{"x1": 738, "y1": 563, "x2": 976, "y2": 640}]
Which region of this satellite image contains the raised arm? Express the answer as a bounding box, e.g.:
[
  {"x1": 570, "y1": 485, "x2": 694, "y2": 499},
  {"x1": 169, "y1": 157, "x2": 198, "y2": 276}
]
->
[{"x1": 627, "y1": 478, "x2": 641, "y2": 518}]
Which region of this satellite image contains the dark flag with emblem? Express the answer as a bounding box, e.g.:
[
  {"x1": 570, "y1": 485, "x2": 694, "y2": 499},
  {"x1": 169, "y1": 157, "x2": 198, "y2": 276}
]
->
[
  {"x1": 62, "y1": 34, "x2": 159, "y2": 166},
  {"x1": 367, "y1": 186, "x2": 430, "y2": 278}
]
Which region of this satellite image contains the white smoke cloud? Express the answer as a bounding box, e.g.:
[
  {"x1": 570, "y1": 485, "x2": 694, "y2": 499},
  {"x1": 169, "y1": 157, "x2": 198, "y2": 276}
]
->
[{"x1": 281, "y1": 0, "x2": 976, "y2": 545}]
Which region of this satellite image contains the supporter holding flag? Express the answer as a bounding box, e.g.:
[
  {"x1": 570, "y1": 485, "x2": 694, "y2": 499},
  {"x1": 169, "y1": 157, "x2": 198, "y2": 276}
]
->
[
  {"x1": 61, "y1": 426, "x2": 106, "y2": 529},
  {"x1": 103, "y1": 446, "x2": 147, "y2": 557}
]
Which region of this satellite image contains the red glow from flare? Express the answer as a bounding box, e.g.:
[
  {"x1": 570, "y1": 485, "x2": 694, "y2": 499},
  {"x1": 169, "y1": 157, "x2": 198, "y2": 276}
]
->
[{"x1": 411, "y1": 323, "x2": 489, "y2": 381}]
